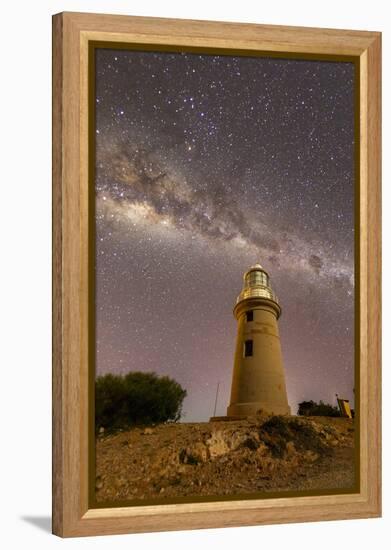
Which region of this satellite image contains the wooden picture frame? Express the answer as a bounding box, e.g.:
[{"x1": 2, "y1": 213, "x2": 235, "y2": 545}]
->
[{"x1": 52, "y1": 11, "x2": 381, "y2": 537}]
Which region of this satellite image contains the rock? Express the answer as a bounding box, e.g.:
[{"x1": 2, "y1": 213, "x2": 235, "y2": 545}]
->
[
  {"x1": 192, "y1": 442, "x2": 209, "y2": 463},
  {"x1": 114, "y1": 477, "x2": 126, "y2": 488},
  {"x1": 206, "y1": 431, "x2": 231, "y2": 458},
  {"x1": 143, "y1": 428, "x2": 154, "y2": 435},
  {"x1": 256, "y1": 442, "x2": 269, "y2": 456},
  {"x1": 206, "y1": 429, "x2": 259, "y2": 458},
  {"x1": 304, "y1": 450, "x2": 319, "y2": 462},
  {"x1": 285, "y1": 441, "x2": 297, "y2": 457},
  {"x1": 180, "y1": 442, "x2": 209, "y2": 464},
  {"x1": 99, "y1": 427, "x2": 105, "y2": 434},
  {"x1": 242, "y1": 435, "x2": 260, "y2": 450},
  {"x1": 96, "y1": 481, "x2": 103, "y2": 490},
  {"x1": 231, "y1": 430, "x2": 259, "y2": 450}
]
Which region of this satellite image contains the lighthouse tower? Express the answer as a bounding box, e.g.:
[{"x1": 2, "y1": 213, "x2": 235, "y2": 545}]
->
[{"x1": 227, "y1": 264, "x2": 291, "y2": 417}]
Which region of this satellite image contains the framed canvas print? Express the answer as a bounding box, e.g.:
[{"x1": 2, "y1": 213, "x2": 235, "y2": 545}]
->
[{"x1": 52, "y1": 12, "x2": 381, "y2": 537}]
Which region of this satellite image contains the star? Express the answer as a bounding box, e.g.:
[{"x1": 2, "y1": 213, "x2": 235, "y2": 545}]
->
[{"x1": 94, "y1": 48, "x2": 355, "y2": 421}]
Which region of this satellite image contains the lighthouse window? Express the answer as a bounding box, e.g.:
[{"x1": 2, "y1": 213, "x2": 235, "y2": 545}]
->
[
  {"x1": 248, "y1": 271, "x2": 268, "y2": 287},
  {"x1": 246, "y1": 310, "x2": 253, "y2": 322},
  {"x1": 244, "y1": 340, "x2": 253, "y2": 357}
]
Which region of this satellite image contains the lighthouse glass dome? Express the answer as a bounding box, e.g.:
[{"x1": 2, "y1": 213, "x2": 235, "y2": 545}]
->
[{"x1": 236, "y1": 264, "x2": 278, "y2": 304}]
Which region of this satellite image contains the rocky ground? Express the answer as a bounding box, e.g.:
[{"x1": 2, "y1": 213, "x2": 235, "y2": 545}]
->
[{"x1": 95, "y1": 414, "x2": 356, "y2": 503}]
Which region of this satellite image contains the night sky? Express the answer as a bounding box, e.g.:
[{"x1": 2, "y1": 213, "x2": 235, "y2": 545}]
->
[{"x1": 94, "y1": 48, "x2": 355, "y2": 421}]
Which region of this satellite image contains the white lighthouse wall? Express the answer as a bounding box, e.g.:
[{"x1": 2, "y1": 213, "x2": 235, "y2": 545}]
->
[{"x1": 228, "y1": 305, "x2": 291, "y2": 416}]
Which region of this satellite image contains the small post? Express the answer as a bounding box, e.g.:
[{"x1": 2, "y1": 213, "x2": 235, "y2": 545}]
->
[{"x1": 213, "y1": 381, "x2": 220, "y2": 417}]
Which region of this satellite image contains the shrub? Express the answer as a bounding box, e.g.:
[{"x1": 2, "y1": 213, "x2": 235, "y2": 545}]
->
[
  {"x1": 260, "y1": 416, "x2": 291, "y2": 457},
  {"x1": 260, "y1": 416, "x2": 331, "y2": 458},
  {"x1": 95, "y1": 371, "x2": 187, "y2": 432},
  {"x1": 297, "y1": 400, "x2": 340, "y2": 417}
]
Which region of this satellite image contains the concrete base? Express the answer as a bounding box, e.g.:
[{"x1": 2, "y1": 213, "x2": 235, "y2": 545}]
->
[{"x1": 227, "y1": 402, "x2": 291, "y2": 417}]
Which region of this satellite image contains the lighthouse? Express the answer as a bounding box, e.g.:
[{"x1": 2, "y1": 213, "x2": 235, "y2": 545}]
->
[{"x1": 227, "y1": 264, "x2": 291, "y2": 417}]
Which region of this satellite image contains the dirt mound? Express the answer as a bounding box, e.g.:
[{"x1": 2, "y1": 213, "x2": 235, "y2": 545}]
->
[{"x1": 95, "y1": 415, "x2": 355, "y2": 503}]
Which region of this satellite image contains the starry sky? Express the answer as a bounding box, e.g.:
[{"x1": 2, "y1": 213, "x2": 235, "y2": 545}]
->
[{"x1": 94, "y1": 48, "x2": 356, "y2": 421}]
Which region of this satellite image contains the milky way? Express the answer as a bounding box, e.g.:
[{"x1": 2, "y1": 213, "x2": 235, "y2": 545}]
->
[{"x1": 94, "y1": 48, "x2": 356, "y2": 421}]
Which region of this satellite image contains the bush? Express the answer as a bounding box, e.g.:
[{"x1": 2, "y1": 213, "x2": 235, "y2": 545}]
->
[
  {"x1": 297, "y1": 400, "x2": 340, "y2": 417},
  {"x1": 260, "y1": 416, "x2": 331, "y2": 457},
  {"x1": 95, "y1": 371, "x2": 187, "y2": 432},
  {"x1": 260, "y1": 416, "x2": 292, "y2": 457}
]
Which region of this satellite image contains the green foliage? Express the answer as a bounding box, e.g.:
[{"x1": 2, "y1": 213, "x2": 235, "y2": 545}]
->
[
  {"x1": 297, "y1": 400, "x2": 340, "y2": 417},
  {"x1": 95, "y1": 371, "x2": 187, "y2": 432}
]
